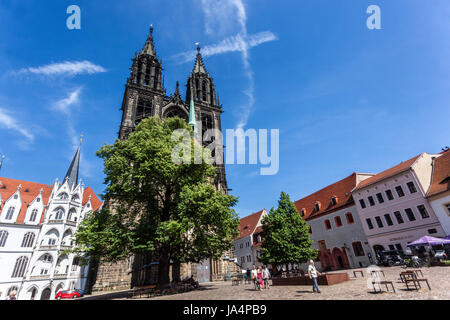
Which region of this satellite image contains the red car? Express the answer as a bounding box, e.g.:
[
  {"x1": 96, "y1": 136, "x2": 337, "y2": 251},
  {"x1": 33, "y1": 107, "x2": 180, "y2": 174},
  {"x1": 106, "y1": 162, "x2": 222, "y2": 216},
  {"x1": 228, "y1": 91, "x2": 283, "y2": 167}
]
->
[{"x1": 55, "y1": 290, "x2": 81, "y2": 300}]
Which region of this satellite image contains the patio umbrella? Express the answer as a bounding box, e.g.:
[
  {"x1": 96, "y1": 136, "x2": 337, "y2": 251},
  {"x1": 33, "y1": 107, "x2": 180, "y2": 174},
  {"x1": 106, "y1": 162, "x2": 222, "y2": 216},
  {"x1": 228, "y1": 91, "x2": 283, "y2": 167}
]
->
[{"x1": 407, "y1": 235, "x2": 450, "y2": 247}]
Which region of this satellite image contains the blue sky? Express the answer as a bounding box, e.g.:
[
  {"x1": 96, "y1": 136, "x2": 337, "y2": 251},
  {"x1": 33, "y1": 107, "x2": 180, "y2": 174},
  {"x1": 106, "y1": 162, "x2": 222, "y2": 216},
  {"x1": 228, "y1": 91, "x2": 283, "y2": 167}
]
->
[{"x1": 0, "y1": 0, "x2": 449, "y2": 218}]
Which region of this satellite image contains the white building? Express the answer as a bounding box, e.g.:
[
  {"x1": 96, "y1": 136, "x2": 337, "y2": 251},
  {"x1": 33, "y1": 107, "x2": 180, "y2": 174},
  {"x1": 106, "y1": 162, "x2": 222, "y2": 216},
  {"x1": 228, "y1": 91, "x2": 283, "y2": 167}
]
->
[
  {"x1": 233, "y1": 209, "x2": 267, "y2": 271},
  {"x1": 0, "y1": 146, "x2": 102, "y2": 300},
  {"x1": 294, "y1": 173, "x2": 376, "y2": 271},
  {"x1": 426, "y1": 150, "x2": 450, "y2": 236},
  {"x1": 352, "y1": 153, "x2": 446, "y2": 256}
]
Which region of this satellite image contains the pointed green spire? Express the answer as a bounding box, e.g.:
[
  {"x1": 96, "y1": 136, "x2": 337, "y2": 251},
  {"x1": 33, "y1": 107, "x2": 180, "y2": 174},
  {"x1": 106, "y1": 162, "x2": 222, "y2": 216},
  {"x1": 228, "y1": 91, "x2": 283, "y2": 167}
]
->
[{"x1": 188, "y1": 86, "x2": 197, "y2": 133}]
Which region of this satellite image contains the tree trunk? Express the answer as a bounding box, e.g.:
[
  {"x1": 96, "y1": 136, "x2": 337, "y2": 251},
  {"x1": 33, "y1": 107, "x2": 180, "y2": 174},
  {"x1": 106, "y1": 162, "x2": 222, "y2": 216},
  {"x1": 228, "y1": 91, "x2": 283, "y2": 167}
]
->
[
  {"x1": 172, "y1": 260, "x2": 181, "y2": 282},
  {"x1": 157, "y1": 252, "x2": 171, "y2": 289}
]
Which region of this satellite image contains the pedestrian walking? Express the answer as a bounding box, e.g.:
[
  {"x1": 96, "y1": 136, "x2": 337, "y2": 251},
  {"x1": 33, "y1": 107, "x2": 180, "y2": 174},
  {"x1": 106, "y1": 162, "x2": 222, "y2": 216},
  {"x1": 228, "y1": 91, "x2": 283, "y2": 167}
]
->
[
  {"x1": 262, "y1": 265, "x2": 270, "y2": 289},
  {"x1": 251, "y1": 265, "x2": 258, "y2": 290},
  {"x1": 257, "y1": 266, "x2": 263, "y2": 291},
  {"x1": 246, "y1": 268, "x2": 251, "y2": 283},
  {"x1": 308, "y1": 260, "x2": 322, "y2": 294}
]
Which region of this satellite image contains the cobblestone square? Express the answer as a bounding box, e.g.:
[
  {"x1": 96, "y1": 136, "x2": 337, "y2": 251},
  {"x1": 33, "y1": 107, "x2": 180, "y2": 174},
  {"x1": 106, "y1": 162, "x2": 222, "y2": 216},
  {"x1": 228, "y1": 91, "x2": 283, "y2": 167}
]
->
[{"x1": 120, "y1": 266, "x2": 450, "y2": 300}]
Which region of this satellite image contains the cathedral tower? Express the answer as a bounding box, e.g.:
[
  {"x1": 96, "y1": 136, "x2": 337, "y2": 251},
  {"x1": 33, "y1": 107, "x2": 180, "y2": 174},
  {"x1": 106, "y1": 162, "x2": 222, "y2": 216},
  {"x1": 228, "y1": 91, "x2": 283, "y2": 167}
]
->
[{"x1": 118, "y1": 27, "x2": 228, "y2": 191}]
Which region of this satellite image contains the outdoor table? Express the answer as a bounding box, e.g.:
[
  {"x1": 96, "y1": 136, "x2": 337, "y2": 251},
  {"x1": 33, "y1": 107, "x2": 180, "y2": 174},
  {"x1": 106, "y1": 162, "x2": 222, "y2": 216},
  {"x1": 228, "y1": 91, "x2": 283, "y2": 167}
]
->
[
  {"x1": 400, "y1": 271, "x2": 416, "y2": 283},
  {"x1": 405, "y1": 278, "x2": 431, "y2": 291},
  {"x1": 353, "y1": 270, "x2": 364, "y2": 278},
  {"x1": 372, "y1": 280, "x2": 396, "y2": 293}
]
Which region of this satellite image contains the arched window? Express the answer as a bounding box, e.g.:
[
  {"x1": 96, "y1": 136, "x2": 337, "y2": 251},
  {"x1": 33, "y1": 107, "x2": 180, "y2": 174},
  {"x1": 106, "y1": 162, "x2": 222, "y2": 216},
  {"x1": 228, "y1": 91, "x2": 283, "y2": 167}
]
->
[
  {"x1": 7, "y1": 286, "x2": 18, "y2": 296},
  {"x1": 72, "y1": 257, "x2": 80, "y2": 271},
  {"x1": 0, "y1": 230, "x2": 8, "y2": 247},
  {"x1": 5, "y1": 207, "x2": 15, "y2": 220},
  {"x1": 21, "y1": 232, "x2": 35, "y2": 248},
  {"x1": 58, "y1": 193, "x2": 69, "y2": 200},
  {"x1": 11, "y1": 256, "x2": 28, "y2": 278},
  {"x1": 54, "y1": 207, "x2": 65, "y2": 220},
  {"x1": 42, "y1": 254, "x2": 53, "y2": 263},
  {"x1": 30, "y1": 209, "x2": 38, "y2": 222},
  {"x1": 68, "y1": 208, "x2": 77, "y2": 221},
  {"x1": 71, "y1": 194, "x2": 79, "y2": 201},
  {"x1": 202, "y1": 80, "x2": 207, "y2": 101}
]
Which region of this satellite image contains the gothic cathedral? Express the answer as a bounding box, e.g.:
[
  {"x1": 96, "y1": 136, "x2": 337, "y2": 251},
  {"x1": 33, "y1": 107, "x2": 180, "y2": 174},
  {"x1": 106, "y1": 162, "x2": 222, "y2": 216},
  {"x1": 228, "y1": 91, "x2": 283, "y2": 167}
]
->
[
  {"x1": 89, "y1": 27, "x2": 238, "y2": 292},
  {"x1": 118, "y1": 25, "x2": 227, "y2": 191}
]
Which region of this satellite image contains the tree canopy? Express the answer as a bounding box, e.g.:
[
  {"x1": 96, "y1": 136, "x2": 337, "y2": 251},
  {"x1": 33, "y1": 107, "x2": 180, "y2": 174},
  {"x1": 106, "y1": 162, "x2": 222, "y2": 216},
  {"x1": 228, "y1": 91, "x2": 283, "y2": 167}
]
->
[
  {"x1": 259, "y1": 192, "x2": 317, "y2": 268},
  {"x1": 71, "y1": 116, "x2": 239, "y2": 287}
]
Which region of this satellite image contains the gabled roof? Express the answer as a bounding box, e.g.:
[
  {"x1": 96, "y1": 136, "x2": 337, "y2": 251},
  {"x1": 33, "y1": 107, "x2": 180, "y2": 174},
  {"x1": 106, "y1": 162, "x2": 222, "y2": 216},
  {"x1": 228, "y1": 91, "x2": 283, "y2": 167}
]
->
[
  {"x1": 294, "y1": 173, "x2": 359, "y2": 220},
  {"x1": 0, "y1": 177, "x2": 102, "y2": 224},
  {"x1": 0, "y1": 177, "x2": 53, "y2": 224},
  {"x1": 427, "y1": 151, "x2": 450, "y2": 197},
  {"x1": 82, "y1": 186, "x2": 103, "y2": 211},
  {"x1": 354, "y1": 154, "x2": 421, "y2": 191},
  {"x1": 237, "y1": 209, "x2": 265, "y2": 239}
]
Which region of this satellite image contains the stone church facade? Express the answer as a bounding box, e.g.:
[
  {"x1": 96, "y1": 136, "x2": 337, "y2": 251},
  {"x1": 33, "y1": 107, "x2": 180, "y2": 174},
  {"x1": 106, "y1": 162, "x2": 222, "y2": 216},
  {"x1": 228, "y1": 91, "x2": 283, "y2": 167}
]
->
[{"x1": 90, "y1": 26, "x2": 239, "y2": 293}]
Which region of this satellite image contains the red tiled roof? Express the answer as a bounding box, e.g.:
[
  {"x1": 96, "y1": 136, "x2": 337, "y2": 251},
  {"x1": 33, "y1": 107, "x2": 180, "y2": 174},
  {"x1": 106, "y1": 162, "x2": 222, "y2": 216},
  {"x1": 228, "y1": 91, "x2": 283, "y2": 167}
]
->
[
  {"x1": 0, "y1": 177, "x2": 102, "y2": 224},
  {"x1": 0, "y1": 177, "x2": 53, "y2": 224},
  {"x1": 237, "y1": 210, "x2": 265, "y2": 239},
  {"x1": 354, "y1": 154, "x2": 421, "y2": 191},
  {"x1": 82, "y1": 186, "x2": 103, "y2": 211},
  {"x1": 427, "y1": 151, "x2": 450, "y2": 197},
  {"x1": 294, "y1": 173, "x2": 358, "y2": 221}
]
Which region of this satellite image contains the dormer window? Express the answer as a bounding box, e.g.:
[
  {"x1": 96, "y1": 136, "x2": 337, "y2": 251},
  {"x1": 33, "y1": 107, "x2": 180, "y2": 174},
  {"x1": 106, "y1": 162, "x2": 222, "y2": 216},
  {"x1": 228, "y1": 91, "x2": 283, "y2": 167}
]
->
[
  {"x1": 314, "y1": 202, "x2": 321, "y2": 212},
  {"x1": 331, "y1": 196, "x2": 337, "y2": 206}
]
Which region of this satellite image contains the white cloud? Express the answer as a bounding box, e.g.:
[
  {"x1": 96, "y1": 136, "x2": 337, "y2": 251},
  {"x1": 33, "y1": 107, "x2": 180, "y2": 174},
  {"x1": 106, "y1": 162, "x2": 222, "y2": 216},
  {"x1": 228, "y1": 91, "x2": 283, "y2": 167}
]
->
[
  {"x1": 171, "y1": 31, "x2": 277, "y2": 64},
  {"x1": 0, "y1": 108, "x2": 34, "y2": 141},
  {"x1": 52, "y1": 87, "x2": 82, "y2": 115},
  {"x1": 17, "y1": 61, "x2": 107, "y2": 77}
]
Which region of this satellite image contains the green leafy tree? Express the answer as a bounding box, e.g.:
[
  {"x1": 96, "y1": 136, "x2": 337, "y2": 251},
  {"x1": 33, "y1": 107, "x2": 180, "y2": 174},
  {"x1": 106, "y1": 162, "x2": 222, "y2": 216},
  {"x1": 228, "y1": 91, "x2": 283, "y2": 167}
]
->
[
  {"x1": 71, "y1": 117, "x2": 239, "y2": 288},
  {"x1": 259, "y1": 192, "x2": 317, "y2": 271}
]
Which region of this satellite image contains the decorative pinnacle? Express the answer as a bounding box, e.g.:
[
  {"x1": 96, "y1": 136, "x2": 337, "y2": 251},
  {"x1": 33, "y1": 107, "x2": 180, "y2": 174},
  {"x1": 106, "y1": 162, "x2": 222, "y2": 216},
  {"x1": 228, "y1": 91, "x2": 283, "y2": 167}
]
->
[{"x1": 196, "y1": 42, "x2": 200, "y2": 52}]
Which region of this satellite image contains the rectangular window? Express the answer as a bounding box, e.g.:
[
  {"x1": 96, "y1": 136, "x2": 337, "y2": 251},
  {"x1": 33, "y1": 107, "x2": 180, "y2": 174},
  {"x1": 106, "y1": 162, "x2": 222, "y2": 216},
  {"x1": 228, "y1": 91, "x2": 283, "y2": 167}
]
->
[
  {"x1": 395, "y1": 244, "x2": 403, "y2": 252},
  {"x1": 375, "y1": 216, "x2": 384, "y2": 228},
  {"x1": 405, "y1": 208, "x2": 416, "y2": 221},
  {"x1": 395, "y1": 186, "x2": 405, "y2": 197},
  {"x1": 366, "y1": 218, "x2": 374, "y2": 230},
  {"x1": 359, "y1": 199, "x2": 366, "y2": 209},
  {"x1": 385, "y1": 189, "x2": 394, "y2": 200},
  {"x1": 352, "y1": 242, "x2": 365, "y2": 257},
  {"x1": 345, "y1": 212, "x2": 354, "y2": 224},
  {"x1": 428, "y1": 228, "x2": 437, "y2": 234},
  {"x1": 368, "y1": 196, "x2": 375, "y2": 206},
  {"x1": 376, "y1": 193, "x2": 384, "y2": 204},
  {"x1": 446, "y1": 203, "x2": 450, "y2": 216},
  {"x1": 407, "y1": 181, "x2": 417, "y2": 194},
  {"x1": 388, "y1": 245, "x2": 395, "y2": 251},
  {"x1": 384, "y1": 214, "x2": 394, "y2": 226},
  {"x1": 417, "y1": 205, "x2": 430, "y2": 219},
  {"x1": 334, "y1": 216, "x2": 343, "y2": 227},
  {"x1": 394, "y1": 211, "x2": 404, "y2": 224},
  {"x1": 324, "y1": 219, "x2": 332, "y2": 230}
]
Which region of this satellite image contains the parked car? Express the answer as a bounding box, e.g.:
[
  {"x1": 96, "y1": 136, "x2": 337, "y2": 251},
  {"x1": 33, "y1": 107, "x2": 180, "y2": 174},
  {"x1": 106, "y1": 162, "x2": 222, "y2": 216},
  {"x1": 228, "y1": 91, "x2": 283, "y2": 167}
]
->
[
  {"x1": 434, "y1": 250, "x2": 448, "y2": 260},
  {"x1": 377, "y1": 250, "x2": 411, "y2": 267},
  {"x1": 55, "y1": 290, "x2": 81, "y2": 300},
  {"x1": 74, "y1": 289, "x2": 85, "y2": 297}
]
